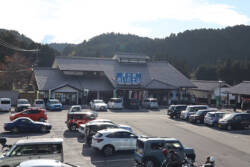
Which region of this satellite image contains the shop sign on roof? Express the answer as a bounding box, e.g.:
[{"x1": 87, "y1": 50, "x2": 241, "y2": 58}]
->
[{"x1": 116, "y1": 72, "x2": 141, "y2": 85}]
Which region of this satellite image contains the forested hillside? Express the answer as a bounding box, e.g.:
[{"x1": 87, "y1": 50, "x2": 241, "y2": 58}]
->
[
  {"x1": 51, "y1": 25, "x2": 250, "y2": 84},
  {"x1": 0, "y1": 29, "x2": 59, "y2": 89}
]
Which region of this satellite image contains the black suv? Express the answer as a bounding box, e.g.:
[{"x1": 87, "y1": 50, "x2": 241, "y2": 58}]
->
[
  {"x1": 189, "y1": 109, "x2": 217, "y2": 124},
  {"x1": 168, "y1": 105, "x2": 187, "y2": 119},
  {"x1": 218, "y1": 113, "x2": 250, "y2": 130},
  {"x1": 134, "y1": 137, "x2": 195, "y2": 167}
]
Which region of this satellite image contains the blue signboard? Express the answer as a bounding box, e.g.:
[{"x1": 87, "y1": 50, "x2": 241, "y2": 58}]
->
[{"x1": 116, "y1": 72, "x2": 141, "y2": 85}]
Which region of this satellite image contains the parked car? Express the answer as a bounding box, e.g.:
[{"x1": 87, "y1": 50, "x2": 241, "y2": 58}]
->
[
  {"x1": 142, "y1": 98, "x2": 159, "y2": 109},
  {"x1": 65, "y1": 112, "x2": 96, "y2": 131},
  {"x1": 17, "y1": 159, "x2": 79, "y2": 167},
  {"x1": 0, "y1": 98, "x2": 11, "y2": 112},
  {"x1": 68, "y1": 105, "x2": 98, "y2": 117},
  {"x1": 108, "y1": 98, "x2": 123, "y2": 109},
  {"x1": 85, "y1": 122, "x2": 119, "y2": 146},
  {"x1": 91, "y1": 128, "x2": 138, "y2": 156},
  {"x1": 84, "y1": 121, "x2": 133, "y2": 145},
  {"x1": 46, "y1": 99, "x2": 63, "y2": 111},
  {"x1": 90, "y1": 99, "x2": 108, "y2": 111},
  {"x1": 4, "y1": 117, "x2": 52, "y2": 133},
  {"x1": 218, "y1": 113, "x2": 250, "y2": 130},
  {"x1": 204, "y1": 111, "x2": 226, "y2": 127},
  {"x1": 9, "y1": 107, "x2": 47, "y2": 122},
  {"x1": 79, "y1": 119, "x2": 114, "y2": 135},
  {"x1": 180, "y1": 105, "x2": 209, "y2": 120},
  {"x1": 134, "y1": 136, "x2": 196, "y2": 167},
  {"x1": 33, "y1": 99, "x2": 45, "y2": 108},
  {"x1": 16, "y1": 99, "x2": 31, "y2": 112},
  {"x1": 125, "y1": 98, "x2": 140, "y2": 109},
  {"x1": 0, "y1": 138, "x2": 63, "y2": 167},
  {"x1": 167, "y1": 105, "x2": 175, "y2": 115},
  {"x1": 168, "y1": 105, "x2": 187, "y2": 119},
  {"x1": 189, "y1": 109, "x2": 217, "y2": 124}
]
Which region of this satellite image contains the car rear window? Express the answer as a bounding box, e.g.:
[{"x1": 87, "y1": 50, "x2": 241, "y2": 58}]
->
[{"x1": 1, "y1": 100, "x2": 10, "y2": 104}]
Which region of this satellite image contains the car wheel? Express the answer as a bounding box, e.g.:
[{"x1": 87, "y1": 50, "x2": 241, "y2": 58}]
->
[
  {"x1": 40, "y1": 126, "x2": 47, "y2": 133},
  {"x1": 196, "y1": 119, "x2": 200, "y2": 124},
  {"x1": 144, "y1": 159, "x2": 156, "y2": 167},
  {"x1": 70, "y1": 124, "x2": 77, "y2": 131},
  {"x1": 103, "y1": 145, "x2": 114, "y2": 156},
  {"x1": 39, "y1": 118, "x2": 45, "y2": 122},
  {"x1": 227, "y1": 125, "x2": 232, "y2": 131},
  {"x1": 12, "y1": 127, "x2": 19, "y2": 133}
]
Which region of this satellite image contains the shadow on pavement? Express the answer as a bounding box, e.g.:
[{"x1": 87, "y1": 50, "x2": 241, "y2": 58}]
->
[
  {"x1": 63, "y1": 130, "x2": 80, "y2": 138},
  {"x1": 0, "y1": 131, "x2": 49, "y2": 138},
  {"x1": 81, "y1": 144, "x2": 135, "y2": 167}
]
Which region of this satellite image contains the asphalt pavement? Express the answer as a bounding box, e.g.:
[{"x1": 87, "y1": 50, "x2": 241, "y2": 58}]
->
[{"x1": 0, "y1": 109, "x2": 250, "y2": 167}]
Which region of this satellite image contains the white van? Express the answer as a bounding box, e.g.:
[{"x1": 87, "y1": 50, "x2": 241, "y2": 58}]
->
[
  {"x1": 0, "y1": 138, "x2": 63, "y2": 167},
  {"x1": 108, "y1": 98, "x2": 123, "y2": 109},
  {"x1": 0, "y1": 98, "x2": 11, "y2": 112},
  {"x1": 33, "y1": 99, "x2": 45, "y2": 109}
]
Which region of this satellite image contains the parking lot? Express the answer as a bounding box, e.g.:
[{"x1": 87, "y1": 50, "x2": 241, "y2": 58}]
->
[{"x1": 1, "y1": 108, "x2": 250, "y2": 167}]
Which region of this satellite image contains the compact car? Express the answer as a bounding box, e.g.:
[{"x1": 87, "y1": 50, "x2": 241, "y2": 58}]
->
[
  {"x1": 10, "y1": 107, "x2": 47, "y2": 122},
  {"x1": 4, "y1": 117, "x2": 52, "y2": 133},
  {"x1": 91, "y1": 128, "x2": 138, "y2": 156}
]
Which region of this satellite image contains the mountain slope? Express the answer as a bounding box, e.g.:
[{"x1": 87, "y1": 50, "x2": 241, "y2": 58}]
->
[{"x1": 56, "y1": 25, "x2": 250, "y2": 71}]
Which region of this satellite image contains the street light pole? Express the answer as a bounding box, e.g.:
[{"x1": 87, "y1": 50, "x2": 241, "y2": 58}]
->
[{"x1": 218, "y1": 80, "x2": 222, "y2": 108}]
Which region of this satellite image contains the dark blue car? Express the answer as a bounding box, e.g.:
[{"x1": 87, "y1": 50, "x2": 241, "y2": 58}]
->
[{"x1": 4, "y1": 117, "x2": 52, "y2": 133}]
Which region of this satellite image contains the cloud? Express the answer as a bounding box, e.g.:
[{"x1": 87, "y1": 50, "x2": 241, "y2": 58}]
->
[{"x1": 0, "y1": 0, "x2": 248, "y2": 43}]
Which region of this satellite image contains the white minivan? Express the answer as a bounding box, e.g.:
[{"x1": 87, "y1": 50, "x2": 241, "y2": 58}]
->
[
  {"x1": 0, "y1": 98, "x2": 11, "y2": 112},
  {"x1": 0, "y1": 138, "x2": 64, "y2": 167},
  {"x1": 33, "y1": 99, "x2": 45, "y2": 109},
  {"x1": 108, "y1": 98, "x2": 123, "y2": 109}
]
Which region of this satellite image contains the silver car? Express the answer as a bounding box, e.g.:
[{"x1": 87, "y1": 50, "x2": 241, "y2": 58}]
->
[{"x1": 204, "y1": 111, "x2": 226, "y2": 126}]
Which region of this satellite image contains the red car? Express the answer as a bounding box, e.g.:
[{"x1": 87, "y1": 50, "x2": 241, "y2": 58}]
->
[
  {"x1": 10, "y1": 107, "x2": 47, "y2": 122},
  {"x1": 66, "y1": 112, "x2": 96, "y2": 131}
]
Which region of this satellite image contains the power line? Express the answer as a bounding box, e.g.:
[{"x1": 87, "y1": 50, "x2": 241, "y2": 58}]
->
[{"x1": 0, "y1": 38, "x2": 39, "y2": 52}]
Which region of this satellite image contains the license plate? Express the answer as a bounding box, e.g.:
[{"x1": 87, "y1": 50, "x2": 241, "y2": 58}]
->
[{"x1": 218, "y1": 124, "x2": 221, "y2": 127}]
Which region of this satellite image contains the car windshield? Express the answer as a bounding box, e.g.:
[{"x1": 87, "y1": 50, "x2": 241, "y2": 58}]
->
[
  {"x1": 50, "y1": 100, "x2": 60, "y2": 104},
  {"x1": 217, "y1": 113, "x2": 226, "y2": 118},
  {"x1": 35, "y1": 100, "x2": 44, "y2": 104},
  {"x1": 1, "y1": 100, "x2": 10, "y2": 104},
  {"x1": 110, "y1": 98, "x2": 122, "y2": 103},
  {"x1": 196, "y1": 110, "x2": 205, "y2": 115},
  {"x1": 150, "y1": 99, "x2": 158, "y2": 102},
  {"x1": 71, "y1": 106, "x2": 81, "y2": 112},
  {"x1": 18, "y1": 100, "x2": 29, "y2": 104},
  {"x1": 165, "y1": 142, "x2": 182, "y2": 150},
  {"x1": 94, "y1": 100, "x2": 104, "y2": 103}
]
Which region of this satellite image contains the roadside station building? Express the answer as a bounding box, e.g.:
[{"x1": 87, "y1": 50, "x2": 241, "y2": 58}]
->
[{"x1": 32, "y1": 53, "x2": 195, "y2": 105}]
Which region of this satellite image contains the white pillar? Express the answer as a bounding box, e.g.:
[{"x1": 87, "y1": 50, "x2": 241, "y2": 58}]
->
[{"x1": 97, "y1": 91, "x2": 100, "y2": 99}]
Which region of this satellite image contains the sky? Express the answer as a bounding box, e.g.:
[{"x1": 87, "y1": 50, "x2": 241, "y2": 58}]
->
[{"x1": 0, "y1": 0, "x2": 250, "y2": 44}]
